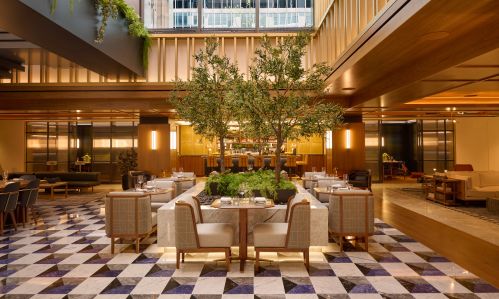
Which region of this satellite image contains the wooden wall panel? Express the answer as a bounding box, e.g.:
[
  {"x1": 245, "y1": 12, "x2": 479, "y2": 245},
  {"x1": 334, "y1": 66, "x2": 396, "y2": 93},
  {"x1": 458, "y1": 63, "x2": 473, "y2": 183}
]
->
[
  {"x1": 179, "y1": 155, "x2": 205, "y2": 177},
  {"x1": 330, "y1": 123, "x2": 366, "y2": 173},
  {"x1": 137, "y1": 123, "x2": 170, "y2": 176}
]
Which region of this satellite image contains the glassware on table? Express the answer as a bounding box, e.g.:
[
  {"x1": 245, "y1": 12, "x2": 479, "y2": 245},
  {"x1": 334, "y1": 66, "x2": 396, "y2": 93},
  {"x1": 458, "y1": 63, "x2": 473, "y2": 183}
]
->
[
  {"x1": 172, "y1": 168, "x2": 177, "y2": 176},
  {"x1": 312, "y1": 166, "x2": 316, "y2": 172},
  {"x1": 135, "y1": 183, "x2": 142, "y2": 191},
  {"x1": 151, "y1": 175, "x2": 156, "y2": 181},
  {"x1": 321, "y1": 167, "x2": 326, "y2": 173},
  {"x1": 2, "y1": 171, "x2": 7, "y2": 181},
  {"x1": 179, "y1": 167, "x2": 184, "y2": 174}
]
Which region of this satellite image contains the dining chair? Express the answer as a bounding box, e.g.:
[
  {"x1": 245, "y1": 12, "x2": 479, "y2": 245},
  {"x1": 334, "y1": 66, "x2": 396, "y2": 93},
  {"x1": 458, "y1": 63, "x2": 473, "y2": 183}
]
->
[
  {"x1": 315, "y1": 179, "x2": 346, "y2": 203},
  {"x1": 207, "y1": 155, "x2": 218, "y2": 173},
  {"x1": 223, "y1": 155, "x2": 233, "y2": 172},
  {"x1": 175, "y1": 197, "x2": 234, "y2": 271},
  {"x1": 270, "y1": 156, "x2": 276, "y2": 170},
  {"x1": 285, "y1": 155, "x2": 297, "y2": 176},
  {"x1": 0, "y1": 182, "x2": 20, "y2": 234},
  {"x1": 105, "y1": 191, "x2": 157, "y2": 253},
  {"x1": 328, "y1": 190, "x2": 374, "y2": 251},
  {"x1": 253, "y1": 156, "x2": 264, "y2": 170},
  {"x1": 238, "y1": 155, "x2": 248, "y2": 172},
  {"x1": 17, "y1": 179, "x2": 40, "y2": 227},
  {"x1": 146, "y1": 180, "x2": 176, "y2": 210},
  {"x1": 296, "y1": 154, "x2": 309, "y2": 176},
  {"x1": 253, "y1": 197, "x2": 311, "y2": 271},
  {"x1": 20, "y1": 174, "x2": 37, "y2": 181}
]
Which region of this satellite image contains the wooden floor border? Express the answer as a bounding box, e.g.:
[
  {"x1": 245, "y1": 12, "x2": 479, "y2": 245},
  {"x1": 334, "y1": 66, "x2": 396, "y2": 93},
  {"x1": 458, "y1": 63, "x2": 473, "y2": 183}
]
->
[{"x1": 375, "y1": 199, "x2": 499, "y2": 288}]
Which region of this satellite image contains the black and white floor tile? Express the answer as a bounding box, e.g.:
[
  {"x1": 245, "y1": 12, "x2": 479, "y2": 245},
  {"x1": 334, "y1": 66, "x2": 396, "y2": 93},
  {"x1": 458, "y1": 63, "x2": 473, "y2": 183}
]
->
[{"x1": 0, "y1": 200, "x2": 497, "y2": 298}]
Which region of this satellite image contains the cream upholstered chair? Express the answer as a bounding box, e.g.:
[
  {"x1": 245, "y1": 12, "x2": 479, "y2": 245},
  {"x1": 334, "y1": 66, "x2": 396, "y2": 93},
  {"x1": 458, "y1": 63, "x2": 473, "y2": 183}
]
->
[
  {"x1": 146, "y1": 180, "x2": 176, "y2": 210},
  {"x1": 175, "y1": 197, "x2": 234, "y2": 270},
  {"x1": 172, "y1": 172, "x2": 196, "y2": 192},
  {"x1": 105, "y1": 191, "x2": 157, "y2": 254},
  {"x1": 253, "y1": 197, "x2": 311, "y2": 271},
  {"x1": 302, "y1": 171, "x2": 326, "y2": 189},
  {"x1": 328, "y1": 190, "x2": 374, "y2": 251},
  {"x1": 314, "y1": 179, "x2": 346, "y2": 203}
]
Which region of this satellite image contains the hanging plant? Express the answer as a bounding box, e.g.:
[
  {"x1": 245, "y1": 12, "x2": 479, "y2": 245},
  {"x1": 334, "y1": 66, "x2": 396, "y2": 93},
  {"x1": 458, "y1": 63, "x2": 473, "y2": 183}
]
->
[{"x1": 50, "y1": 0, "x2": 151, "y2": 69}]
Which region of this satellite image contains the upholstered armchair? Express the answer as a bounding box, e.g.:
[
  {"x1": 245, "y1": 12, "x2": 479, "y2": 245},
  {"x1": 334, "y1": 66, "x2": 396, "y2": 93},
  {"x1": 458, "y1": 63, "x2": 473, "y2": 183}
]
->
[
  {"x1": 175, "y1": 197, "x2": 234, "y2": 270},
  {"x1": 315, "y1": 179, "x2": 346, "y2": 203},
  {"x1": 328, "y1": 190, "x2": 374, "y2": 251},
  {"x1": 253, "y1": 197, "x2": 311, "y2": 271},
  {"x1": 105, "y1": 191, "x2": 157, "y2": 254},
  {"x1": 302, "y1": 171, "x2": 326, "y2": 189},
  {"x1": 146, "y1": 179, "x2": 176, "y2": 210},
  {"x1": 172, "y1": 172, "x2": 196, "y2": 192},
  {"x1": 18, "y1": 179, "x2": 40, "y2": 227}
]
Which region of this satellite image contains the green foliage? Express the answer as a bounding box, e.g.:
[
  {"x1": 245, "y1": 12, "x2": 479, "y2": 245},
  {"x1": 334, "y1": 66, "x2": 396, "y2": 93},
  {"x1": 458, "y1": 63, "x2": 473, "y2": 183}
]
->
[
  {"x1": 205, "y1": 170, "x2": 296, "y2": 199},
  {"x1": 235, "y1": 32, "x2": 344, "y2": 182},
  {"x1": 172, "y1": 38, "x2": 243, "y2": 172},
  {"x1": 50, "y1": 0, "x2": 151, "y2": 69},
  {"x1": 117, "y1": 148, "x2": 138, "y2": 175}
]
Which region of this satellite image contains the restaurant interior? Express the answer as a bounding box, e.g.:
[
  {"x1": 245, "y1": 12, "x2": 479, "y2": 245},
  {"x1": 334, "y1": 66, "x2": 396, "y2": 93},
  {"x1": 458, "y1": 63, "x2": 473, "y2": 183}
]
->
[{"x1": 0, "y1": 0, "x2": 498, "y2": 297}]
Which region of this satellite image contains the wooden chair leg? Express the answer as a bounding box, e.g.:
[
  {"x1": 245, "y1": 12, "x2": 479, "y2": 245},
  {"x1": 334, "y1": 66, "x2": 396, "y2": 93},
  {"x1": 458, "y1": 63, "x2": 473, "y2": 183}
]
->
[
  {"x1": 0, "y1": 213, "x2": 3, "y2": 235},
  {"x1": 364, "y1": 235, "x2": 369, "y2": 252},
  {"x1": 304, "y1": 249, "x2": 310, "y2": 271},
  {"x1": 176, "y1": 249, "x2": 181, "y2": 269},
  {"x1": 225, "y1": 248, "x2": 231, "y2": 272},
  {"x1": 111, "y1": 238, "x2": 115, "y2": 254},
  {"x1": 135, "y1": 238, "x2": 140, "y2": 254},
  {"x1": 339, "y1": 237, "x2": 343, "y2": 252},
  {"x1": 255, "y1": 249, "x2": 260, "y2": 272},
  {"x1": 181, "y1": 252, "x2": 185, "y2": 263},
  {"x1": 22, "y1": 207, "x2": 26, "y2": 228},
  {"x1": 9, "y1": 212, "x2": 17, "y2": 231}
]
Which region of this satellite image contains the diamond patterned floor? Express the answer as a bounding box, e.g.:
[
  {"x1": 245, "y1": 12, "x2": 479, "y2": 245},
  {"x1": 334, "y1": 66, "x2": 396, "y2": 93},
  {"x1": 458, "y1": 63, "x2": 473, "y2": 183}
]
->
[{"x1": 0, "y1": 199, "x2": 497, "y2": 298}]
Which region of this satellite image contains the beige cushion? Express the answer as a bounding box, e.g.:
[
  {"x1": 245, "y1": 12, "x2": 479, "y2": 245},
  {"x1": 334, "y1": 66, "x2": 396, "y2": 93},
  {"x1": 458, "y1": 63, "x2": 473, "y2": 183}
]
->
[
  {"x1": 479, "y1": 172, "x2": 499, "y2": 187},
  {"x1": 152, "y1": 212, "x2": 157, "y2": 226},
  {"x1": 148, "y1": 180, "x2": 175, "y2": 189},
  {"x1": 197, "y1": 223, "x2": 234, "y2": 247},
  {"x1": 150, "y1": 190, "x2": 173, "y2": 203},
  {"x1": 151, "y1": 202, "x2": 164, "y2": 211},
  {"x1": 108, "y1": 191, "x2": 145, "y2": 197},
  {"x1": 253, "y1": 223, "x2": 288, "y2": 247}
]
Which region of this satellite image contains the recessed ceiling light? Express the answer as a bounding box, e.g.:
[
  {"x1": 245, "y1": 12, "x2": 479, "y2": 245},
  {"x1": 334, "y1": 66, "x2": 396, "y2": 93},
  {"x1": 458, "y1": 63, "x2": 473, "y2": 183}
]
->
[
  {"x1": 457, "y1": 111, "x2": 464, "y2": 115},
  {"x1": 342, "y1": 87, "x2": 355, "y2": 91}
]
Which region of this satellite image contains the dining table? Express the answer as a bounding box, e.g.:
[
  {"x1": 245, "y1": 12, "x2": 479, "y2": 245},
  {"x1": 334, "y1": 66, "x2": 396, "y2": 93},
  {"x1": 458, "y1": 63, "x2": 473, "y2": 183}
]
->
[{"x1": 211, "y1": 197, "x2": 274, "y2": 271}]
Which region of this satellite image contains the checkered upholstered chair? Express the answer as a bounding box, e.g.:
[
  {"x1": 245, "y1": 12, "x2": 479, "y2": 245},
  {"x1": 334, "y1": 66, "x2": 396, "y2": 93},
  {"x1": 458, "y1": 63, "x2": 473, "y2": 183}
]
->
[
  {"x1": 315, "y1": 179, "x2": 346, "y2": 203},
  {"x1": 302, "y1": 171, "x2": 326, "y2": 189},
  {"x1": 253, "y1": 197, "x2": 311, "y2": 271},
  {"x1": 172, "y1": 172, "x2": 197, "y2": 192},
  {"x1": 146, "y1": 180, "x2": 176, "y2": 210},
  {"x1": 175, "y1": 197, "x2": 234, "y2": 271},
  {"x1": 105, "y1": 191, "x2": 157, "y2": 254},
  {"x1": 328, "y1": 190, "x2": 374, "y2": 251}
]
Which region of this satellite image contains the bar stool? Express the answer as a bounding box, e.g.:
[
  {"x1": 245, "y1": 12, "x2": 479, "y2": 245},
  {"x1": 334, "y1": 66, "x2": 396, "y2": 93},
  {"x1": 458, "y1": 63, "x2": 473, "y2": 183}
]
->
[
  {"x1": 286, "y1": 155, "x2": 297, "y2": 176},
  {"x1": 296, "y1": 154, "x2": 309, "y2": 176},
  {"x1": 270, "y1": 156, "x2": 276, "y2": 170},
  {"x1": 239, "y1": 155, "x2": 248, "y2": 172},
  {"x1": 223, "y1": 155, "x2": 233, "y2": 172},
  {"x1": 207, "y1": 155, "x2": 218, "y2": 174},
  {"x1": 254, "y1": 155, "x2": 264, "y2": 170}
]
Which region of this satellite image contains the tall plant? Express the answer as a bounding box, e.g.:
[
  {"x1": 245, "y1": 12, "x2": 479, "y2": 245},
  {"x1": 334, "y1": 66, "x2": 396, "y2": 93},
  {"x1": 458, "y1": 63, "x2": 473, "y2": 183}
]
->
[
  {"x1": 172, "y1": 38, "x2": 243, "y2": 172},
  {"x1": 236, "y1": 32, "x2": 344, "y2": 183}
]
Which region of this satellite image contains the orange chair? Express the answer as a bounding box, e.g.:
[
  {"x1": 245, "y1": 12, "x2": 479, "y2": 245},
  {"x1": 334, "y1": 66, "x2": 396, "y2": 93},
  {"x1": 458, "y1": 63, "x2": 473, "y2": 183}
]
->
[
  {"x1": 207, "y1": 156, "x2": 218, "y2": 174},
  {"x1": 253, "y1": 156, "x2": 264, "y2": 170},
  {"x1": 296, "y1": 154, "x2": 309, "y2": 176},
  {"x1": 239, "y1": 155, "x2": 248, "y2": 172},
  {"x1": 223, "y1": 155, "x2": 233, "y2": 172},
  {"x1": 270, "y1": 156, "x2": 277, "y2": 170},
  {"x1": 286, "y1": 155, "x2": 297, "y2": 176}
]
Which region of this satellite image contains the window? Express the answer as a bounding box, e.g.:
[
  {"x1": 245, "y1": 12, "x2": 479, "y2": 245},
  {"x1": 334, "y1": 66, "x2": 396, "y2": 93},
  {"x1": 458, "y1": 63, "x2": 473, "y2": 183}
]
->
[{"x1": 144, "y1": 0, "x2": 312, "y2": 29}]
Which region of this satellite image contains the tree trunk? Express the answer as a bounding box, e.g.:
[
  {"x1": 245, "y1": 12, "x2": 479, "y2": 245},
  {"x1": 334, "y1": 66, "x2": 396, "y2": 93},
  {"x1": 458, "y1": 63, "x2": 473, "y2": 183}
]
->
[
  {"x1": 275, "y1": 138, "x2": 282, "y2": 184},
  {"x1": 219, "y1": 137, "x2": 225, "y2": 172}
]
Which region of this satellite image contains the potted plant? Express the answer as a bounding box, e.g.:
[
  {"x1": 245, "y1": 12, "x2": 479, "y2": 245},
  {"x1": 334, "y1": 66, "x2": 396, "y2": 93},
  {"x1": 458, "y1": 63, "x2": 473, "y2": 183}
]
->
[{"x1": 117, "y1": 148, "x2": 138, "y2": 190}]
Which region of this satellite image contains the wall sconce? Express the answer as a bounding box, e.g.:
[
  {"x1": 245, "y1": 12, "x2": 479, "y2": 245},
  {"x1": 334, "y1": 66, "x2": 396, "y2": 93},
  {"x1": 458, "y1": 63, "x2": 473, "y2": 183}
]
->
[
  {"x1": 76, "y1": 139, "x2": 80, "y2": 149},
  {"x1": 326, "y1": 130, "x2": 333, "y2": 149},
  {"x1": 345, "y1": 129, "x2": 351, "y2": 149},
  {"x1": 151, "y1": 130, "x2": 157, "y2": 150},
  {"x1": 381, "y1": 137, "x2": 384, "y2": 147},
  {"x1": 170, "y1": 131, "x2": 177, "y2": 150}
]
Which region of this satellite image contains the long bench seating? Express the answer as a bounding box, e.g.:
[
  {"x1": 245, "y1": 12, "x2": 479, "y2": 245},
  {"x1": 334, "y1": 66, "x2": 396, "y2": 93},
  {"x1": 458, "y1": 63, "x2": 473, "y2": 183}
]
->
[{"x1": 9, "y1": 172, "x2": 101, "y2": 191}]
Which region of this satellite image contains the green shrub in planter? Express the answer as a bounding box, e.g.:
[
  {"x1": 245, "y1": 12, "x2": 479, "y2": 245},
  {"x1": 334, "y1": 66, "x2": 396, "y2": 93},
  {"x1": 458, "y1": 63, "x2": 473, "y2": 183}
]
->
[{"x1": 205, "y1": 170, "x2": 297, "y2": 203}]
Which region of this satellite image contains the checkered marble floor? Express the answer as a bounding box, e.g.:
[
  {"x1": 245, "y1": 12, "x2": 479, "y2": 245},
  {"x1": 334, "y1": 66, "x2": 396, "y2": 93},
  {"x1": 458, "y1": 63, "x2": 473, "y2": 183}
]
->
[{"x1": 0, "y1": 200, "x2": 497, "y2": 299}]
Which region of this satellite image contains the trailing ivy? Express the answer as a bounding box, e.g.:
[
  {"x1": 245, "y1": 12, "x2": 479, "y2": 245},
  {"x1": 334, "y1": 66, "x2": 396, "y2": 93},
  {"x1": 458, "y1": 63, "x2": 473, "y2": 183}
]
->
[{"x1": 50, "y1": 0, "x2": 151, "y2": 69}]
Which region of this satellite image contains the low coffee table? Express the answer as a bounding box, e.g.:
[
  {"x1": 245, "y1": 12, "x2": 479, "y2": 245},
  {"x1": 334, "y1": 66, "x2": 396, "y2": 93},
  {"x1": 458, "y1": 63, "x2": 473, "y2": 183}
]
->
[{"x1": 39, "y1": 181, "x2": 68, "y2": 200}]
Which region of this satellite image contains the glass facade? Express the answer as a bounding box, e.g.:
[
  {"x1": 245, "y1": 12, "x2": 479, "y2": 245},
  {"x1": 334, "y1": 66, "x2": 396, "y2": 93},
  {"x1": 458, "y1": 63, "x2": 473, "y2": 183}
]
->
[
  {"x1": 25, "y1": 121, "x2": 138, "y2": 183},
  {"x1": 144, "y1": 0, "x2": 312, "y2": 29}
]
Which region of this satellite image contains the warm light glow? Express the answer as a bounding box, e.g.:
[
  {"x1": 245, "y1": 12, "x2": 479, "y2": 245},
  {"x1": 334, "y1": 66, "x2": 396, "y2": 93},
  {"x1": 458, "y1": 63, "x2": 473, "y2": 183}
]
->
[
  {"x1": 151, "y1": 130, "x2": 157, "y2": 150},
  {"x1": 325, "y1": 131, "x2": 333, "y2": 149},
  {"x1": 170, "y1": 131, "x2": 177, "y2": 150},
  {"x1": 381, "y1": 137, "x2": 385, "y2": 147},
  {"x1": 345, "y1": 129, "x2": 351, "y2": 149},
  {"x1": 76, "y1": 138, "x2": 80, "y2": 149}
]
